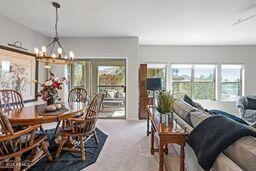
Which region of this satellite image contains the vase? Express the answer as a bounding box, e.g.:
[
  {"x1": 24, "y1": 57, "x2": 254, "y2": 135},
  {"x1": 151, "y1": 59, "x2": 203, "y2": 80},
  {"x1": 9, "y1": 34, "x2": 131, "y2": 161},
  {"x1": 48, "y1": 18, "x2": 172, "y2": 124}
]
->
[
  {"x1": 161, "y1": 112, "x2": 173, "y2": 127},
  {"x1": 47, "y1": 96, "x2": 55, "y2": 105},
  {"x1": 164, "y1": 114, "x2": 169, "y2": 127}
]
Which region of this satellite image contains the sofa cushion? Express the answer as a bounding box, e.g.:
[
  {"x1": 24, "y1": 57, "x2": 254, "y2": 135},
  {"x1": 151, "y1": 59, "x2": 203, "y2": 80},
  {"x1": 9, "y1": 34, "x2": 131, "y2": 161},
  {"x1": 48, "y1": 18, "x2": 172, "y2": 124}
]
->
[
  {"x1": 224, "y1": 136, "x2": 256, "y2": 171},
  {"x1": 190, "y1": 110, "x2": 210, "y2": 128},
  {"x1": 209, "y1": 109, "x2": 249, "y2": 126},
  {"x1": 173, "y1": 99, "x2": 196, "y2": 126}
]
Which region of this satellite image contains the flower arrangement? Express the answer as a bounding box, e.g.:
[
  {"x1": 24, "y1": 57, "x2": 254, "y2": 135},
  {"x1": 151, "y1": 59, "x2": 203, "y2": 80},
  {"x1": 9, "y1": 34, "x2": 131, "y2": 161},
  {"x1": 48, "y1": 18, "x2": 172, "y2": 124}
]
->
[{"x1": 35, "y1": 70, "x2": 69, "y2": 105}]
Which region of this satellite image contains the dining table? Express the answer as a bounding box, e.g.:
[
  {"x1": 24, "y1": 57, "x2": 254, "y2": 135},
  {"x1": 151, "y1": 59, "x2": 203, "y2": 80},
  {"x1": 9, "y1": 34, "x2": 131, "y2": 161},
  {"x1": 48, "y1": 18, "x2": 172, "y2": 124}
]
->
[{"x1": 4, "y1": 102, "x2": 86, "y2": 143}]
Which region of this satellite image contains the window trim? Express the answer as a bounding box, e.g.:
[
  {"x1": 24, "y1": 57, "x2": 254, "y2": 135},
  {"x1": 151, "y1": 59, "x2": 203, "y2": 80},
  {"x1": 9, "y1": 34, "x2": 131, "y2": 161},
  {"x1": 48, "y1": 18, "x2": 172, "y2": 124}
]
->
[{"x1": 220, "y1": 64, "x2": 244, "y2": 101}]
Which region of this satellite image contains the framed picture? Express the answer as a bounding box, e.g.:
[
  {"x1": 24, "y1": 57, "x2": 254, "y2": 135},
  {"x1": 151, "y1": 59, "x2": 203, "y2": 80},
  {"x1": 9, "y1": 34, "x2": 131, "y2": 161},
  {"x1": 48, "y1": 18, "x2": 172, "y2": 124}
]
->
[{"x1": 0, "y1": 45, "x2": 38, "y2": 102}]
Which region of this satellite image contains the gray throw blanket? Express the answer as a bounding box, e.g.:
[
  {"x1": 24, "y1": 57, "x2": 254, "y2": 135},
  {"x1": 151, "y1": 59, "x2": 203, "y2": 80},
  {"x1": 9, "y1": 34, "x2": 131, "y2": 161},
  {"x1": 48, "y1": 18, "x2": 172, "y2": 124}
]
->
[{"x1": 187, "y1": 115, "x2": 256, "y2": 171}]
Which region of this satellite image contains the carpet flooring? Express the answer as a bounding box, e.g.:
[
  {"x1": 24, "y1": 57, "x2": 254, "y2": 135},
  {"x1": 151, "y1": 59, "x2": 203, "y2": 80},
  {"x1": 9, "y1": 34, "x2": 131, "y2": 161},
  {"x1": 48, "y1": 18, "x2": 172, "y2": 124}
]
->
[
  {"x1": 42, "y1": 119, "x2": 180, "y2": 171},
  {"x1": 85, "y1": 120, "x2": 180, "y2": 171}
]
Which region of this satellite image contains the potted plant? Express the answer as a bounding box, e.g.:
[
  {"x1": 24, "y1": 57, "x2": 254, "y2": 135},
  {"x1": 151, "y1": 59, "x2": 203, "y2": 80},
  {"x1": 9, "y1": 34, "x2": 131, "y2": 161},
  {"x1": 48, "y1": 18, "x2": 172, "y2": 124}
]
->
[{"x1": 157, "y1": 91, "x2": 174, "y2": 126}]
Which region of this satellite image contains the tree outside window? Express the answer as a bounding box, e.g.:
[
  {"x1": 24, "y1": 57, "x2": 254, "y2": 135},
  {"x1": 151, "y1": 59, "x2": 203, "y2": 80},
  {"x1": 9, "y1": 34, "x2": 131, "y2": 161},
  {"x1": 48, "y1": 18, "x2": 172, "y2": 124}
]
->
[
  {"x1": 221, "y1": 65, "x2": 243, "y2": 101},
  {"x1": 171, "y1": 64, "x2": 216, "y2": 100}
]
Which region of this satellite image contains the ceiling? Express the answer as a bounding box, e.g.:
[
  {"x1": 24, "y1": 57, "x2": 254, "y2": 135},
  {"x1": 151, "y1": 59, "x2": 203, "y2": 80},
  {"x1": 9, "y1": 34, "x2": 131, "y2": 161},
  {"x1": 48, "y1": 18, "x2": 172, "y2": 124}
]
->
[{"x1": 1, "y1": 0, "x2": 256, "y2": 45}]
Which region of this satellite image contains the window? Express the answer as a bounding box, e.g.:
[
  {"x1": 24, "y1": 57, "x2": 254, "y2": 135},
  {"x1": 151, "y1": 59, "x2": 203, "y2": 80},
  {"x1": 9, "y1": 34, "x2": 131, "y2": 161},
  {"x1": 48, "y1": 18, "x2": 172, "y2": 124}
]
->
[
  {"x1": 147, "y1": 64, "x2": 167, "y2": 90},
  {"x1": 221, "y1": 65, "x2": 243, "y2": 101},
  {"x1": 73, "y1": 63, "x2": 85, "y2": 87},
  {"x1": 172, "y1": 64, "x2": 192, "y2": 98},
  {"x1": 194, "y1": 65, "x2": 216, "y2": 100},
  {"x1": 171, "y1": 64, "x2": 216, "y2": 100}
]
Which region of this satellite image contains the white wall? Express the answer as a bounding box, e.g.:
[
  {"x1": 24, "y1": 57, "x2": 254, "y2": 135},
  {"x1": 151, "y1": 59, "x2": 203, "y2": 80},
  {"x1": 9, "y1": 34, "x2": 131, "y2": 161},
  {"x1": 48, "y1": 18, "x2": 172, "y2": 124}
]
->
[
  {"x1": 139, "y1": 45, "x2": 256, "y2": 115},
  {"x1": 0, "y1": 14, "x2": 49, "y2": 88},
  {"x1": 61, "y1": 37, "x2": 139, "y2": 119}
]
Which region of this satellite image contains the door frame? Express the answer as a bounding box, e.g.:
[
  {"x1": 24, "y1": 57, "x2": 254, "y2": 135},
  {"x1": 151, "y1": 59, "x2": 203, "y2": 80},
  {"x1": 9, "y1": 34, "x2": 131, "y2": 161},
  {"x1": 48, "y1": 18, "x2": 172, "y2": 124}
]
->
[{"x1": 73, "y1": 57, "x2": 127, "y2": 119}]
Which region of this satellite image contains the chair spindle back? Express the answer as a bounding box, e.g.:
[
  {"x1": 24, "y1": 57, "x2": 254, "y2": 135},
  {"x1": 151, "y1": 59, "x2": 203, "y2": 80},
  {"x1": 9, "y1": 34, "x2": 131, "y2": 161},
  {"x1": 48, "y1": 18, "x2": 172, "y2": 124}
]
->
[
  {"x1": 0, "y1": 89, "x2": 24, "y2": 112},
  {"x1": 68, "y1": 88, "x2": 88, "y2": 103},
  {"x1": 85, "y1": 93, "x2": 104, "y2": 118}
]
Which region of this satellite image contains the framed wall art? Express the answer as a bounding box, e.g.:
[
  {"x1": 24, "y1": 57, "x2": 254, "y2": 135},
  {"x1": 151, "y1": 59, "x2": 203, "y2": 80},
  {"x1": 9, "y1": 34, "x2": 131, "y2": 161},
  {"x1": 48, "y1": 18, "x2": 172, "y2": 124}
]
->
[{"x1": 0, "y1": 45, "x2": 38, "y2": 102}]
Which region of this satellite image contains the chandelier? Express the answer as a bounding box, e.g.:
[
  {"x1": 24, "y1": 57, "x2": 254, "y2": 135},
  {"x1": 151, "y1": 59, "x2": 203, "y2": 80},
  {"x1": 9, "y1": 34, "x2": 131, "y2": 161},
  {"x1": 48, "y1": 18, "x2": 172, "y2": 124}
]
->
[{"x1": 34, "y1": 2, "x2": 74, "y2": 65}]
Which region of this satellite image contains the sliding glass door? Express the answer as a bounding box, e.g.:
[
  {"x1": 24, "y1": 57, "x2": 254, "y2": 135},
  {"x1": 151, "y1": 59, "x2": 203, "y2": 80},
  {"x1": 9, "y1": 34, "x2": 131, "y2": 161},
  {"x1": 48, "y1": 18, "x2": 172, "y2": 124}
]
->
[
  {"x1": 91, "y1": 59, "x2": 126, "y2": 118},
  {"x1": 70, "y1": 59, "x2": 126, "y2": 119}
]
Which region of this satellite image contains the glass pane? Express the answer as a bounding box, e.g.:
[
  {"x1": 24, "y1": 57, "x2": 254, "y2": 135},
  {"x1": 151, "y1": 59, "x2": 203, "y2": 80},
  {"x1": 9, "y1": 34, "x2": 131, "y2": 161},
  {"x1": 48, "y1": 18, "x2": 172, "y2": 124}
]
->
[
  {"x1": 66, "y1": 64, "x2": 72, "y2": 90},
  {"x1": 194, "y1": 82, "x2": 215, "y2": 100},
  {"x1": 73, "y1": 63, "x2": 84, "y2": 87},
  {"x1": 221, "y1": 82, "x2": 240, "y2": 101},
  {"x1": 221, "y1": 65, "x2": 241, "y2": 82},
  {"x1": 172, "y1": 64, "x2": 192, "y2": 81},
  {"x1": 0, "y1": 60, "x2": 11, "y2": 89},
  {"x1": 98, "y1": 66, "x2": 125, "y2": 86},
  {"x1": 194, "y1": 65, "x2": 215, "y2": 81},
  {"x1": 147, "y1": 68, "x2": 166, "y2": 90},
  {"x1": 172, "y1": 82, "x2": 192, "y2": 98}
]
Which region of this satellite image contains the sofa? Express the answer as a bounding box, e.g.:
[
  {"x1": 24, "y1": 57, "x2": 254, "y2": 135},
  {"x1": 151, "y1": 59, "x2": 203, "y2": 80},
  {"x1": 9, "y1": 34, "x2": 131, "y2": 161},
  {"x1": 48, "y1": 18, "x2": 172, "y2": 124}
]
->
[
  {"x1": 236, "y1": 95, "x2": 256, "y2": 123},
  {"x1": 170, "y1": 99, "x2": 256, "y2": 171}
]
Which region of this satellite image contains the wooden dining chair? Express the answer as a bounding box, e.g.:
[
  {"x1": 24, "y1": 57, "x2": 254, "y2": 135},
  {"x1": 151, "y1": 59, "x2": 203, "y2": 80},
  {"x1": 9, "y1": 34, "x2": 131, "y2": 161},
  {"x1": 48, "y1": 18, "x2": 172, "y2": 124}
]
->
[
  {"x1": 68, "y1": 88, "x2": 88, "y2": 103},
  {"x1": 0, "y1": 110, "x2": 52, "y2": 171},
  {"x1": 56, "y1": 93, "x2": 104, "y2": 161},
  {"x1": 0, "y1": 89, "x2": 24, "y2": 112}
]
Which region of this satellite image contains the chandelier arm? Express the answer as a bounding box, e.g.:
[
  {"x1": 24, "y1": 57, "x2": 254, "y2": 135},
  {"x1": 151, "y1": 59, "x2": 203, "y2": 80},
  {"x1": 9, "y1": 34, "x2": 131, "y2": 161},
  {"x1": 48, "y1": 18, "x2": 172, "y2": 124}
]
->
[
  {"x1": 56, "y1": 40, "x2": 67, "y2": 56},
  {"x1": 47, "y1": 39, "x2": 56, "y2": 48},
  {"x1": 49, "y1": 41, "x2": 56, "y2": 56}
]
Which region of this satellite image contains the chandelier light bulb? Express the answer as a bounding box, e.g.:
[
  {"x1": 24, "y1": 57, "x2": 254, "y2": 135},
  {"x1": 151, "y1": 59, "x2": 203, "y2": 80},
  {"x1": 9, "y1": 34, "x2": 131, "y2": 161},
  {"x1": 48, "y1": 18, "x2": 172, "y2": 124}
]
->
[
  {"x1": 57, "y1": 48, "x2": 62, "y2": 54},
  {"x1": 51, "y1": 54, "x2": 57, "y2": 58},
  {"x1": 69, "y1": 51, "x2": 75, "y2": 59},
  {"x1": 41, "y1": 46, "x2": 47, "y2": 53},
  {"x1": 34, "y1": 47, "x2": 39, "y2": 56}
]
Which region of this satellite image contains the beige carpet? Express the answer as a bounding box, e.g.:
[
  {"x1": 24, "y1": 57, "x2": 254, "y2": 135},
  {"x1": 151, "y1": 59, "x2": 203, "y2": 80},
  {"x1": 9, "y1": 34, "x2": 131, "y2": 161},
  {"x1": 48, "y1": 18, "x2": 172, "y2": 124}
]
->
[
  {"x1": 85, "y1": 119, "x2": 180, "y2": 171},
  {"x1": 43, "y1": 119, "x2": 180, "y2": 171}
]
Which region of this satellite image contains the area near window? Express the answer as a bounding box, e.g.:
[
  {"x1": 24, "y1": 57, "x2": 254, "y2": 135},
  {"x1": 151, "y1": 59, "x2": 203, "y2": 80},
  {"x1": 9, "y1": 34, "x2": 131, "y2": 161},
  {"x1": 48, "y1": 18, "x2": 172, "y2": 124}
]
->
[
  {"x1": 171, "y1": 64, "x2": 216, "y2": 100},
  {"x1": 221, "y1": 64, "x2": 243, "y2": 101},
  {"x1": 147, "y1": 63, "x2": 167, "y2": 90}
]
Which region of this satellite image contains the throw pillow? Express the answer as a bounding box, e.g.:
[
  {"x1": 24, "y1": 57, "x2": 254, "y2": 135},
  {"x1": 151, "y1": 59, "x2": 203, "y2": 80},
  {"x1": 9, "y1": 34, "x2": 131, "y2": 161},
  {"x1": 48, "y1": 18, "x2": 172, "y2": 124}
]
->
[
  {"x1": 190, "y1": 110, "x2": 210, "y2": 128},
  {"x1": 183, "y1": 95, "x2": 204, "y2": 111},
  {"x1": 193, "y1": 101, "x2": 205, "y2": 111},
  {"x1": 246, "y1": 97, "x2": 256, "y2": 110},
  {"x1": 183, "y1": 95, "x2": 194, "y2": 106},
  {"x1": 209, "y1": 109, "x2": 249, "y2": 126}
]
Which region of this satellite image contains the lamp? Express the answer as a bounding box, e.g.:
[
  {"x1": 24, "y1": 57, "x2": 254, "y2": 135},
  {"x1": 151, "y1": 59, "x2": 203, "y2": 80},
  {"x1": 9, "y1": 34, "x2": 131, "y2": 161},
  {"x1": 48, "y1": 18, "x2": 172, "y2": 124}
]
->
[{"x1": 146, "y1": 78, "x2": 162, "y2": 108}]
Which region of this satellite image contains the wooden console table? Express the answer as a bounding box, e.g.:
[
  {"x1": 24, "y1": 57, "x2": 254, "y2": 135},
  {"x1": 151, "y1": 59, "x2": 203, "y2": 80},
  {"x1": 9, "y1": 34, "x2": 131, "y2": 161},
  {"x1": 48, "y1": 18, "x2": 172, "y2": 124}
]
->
[{"x1": 147, "y1": 106, "x2": 188, "y2": 171}]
